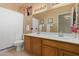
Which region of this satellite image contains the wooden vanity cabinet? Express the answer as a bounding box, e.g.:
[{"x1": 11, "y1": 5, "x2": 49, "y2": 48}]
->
[
  {"x1": 24, "y1": 35, "x2": 79, "y2": 56},
  {"x1": 42, "y1": 39, "x2": 79, "y2": 56}
]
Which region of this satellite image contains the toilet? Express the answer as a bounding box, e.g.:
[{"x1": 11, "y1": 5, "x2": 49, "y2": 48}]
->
[{"x1": 14, "y1": 40, "x2": 24, "y2": 52}]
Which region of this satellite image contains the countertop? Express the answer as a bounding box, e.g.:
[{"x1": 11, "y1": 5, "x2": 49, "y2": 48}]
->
[{"x1": 24, "y1": 32, "x2": 79, "y2": 45}]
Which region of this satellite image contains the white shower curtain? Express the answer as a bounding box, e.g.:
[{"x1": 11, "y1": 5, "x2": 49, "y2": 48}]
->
[{"x1": 0, "y1": 7, "x2": 23, "y2": 50}]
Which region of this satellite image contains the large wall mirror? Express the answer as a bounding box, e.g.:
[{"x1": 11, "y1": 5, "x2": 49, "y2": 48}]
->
[{"x1": 32, "y1": 4, "x2": 77, "y2": 33}]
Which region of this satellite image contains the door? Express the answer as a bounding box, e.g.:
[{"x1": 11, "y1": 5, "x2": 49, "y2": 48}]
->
[
  {"x1": 42, "y1": 45, "x2": 58, "y2": 56},
  {"x1": 24, "y1": 36, "x2": 31, "y2": 53},
  {"x1": 32, "y1": 37, "x2": 42, "y2": 56}
]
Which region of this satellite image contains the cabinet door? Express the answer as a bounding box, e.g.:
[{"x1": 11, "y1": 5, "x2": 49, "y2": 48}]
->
[
  {"x1": 59, "y1": 50, "x2": 78, "y2": 56},
  {"x1": 32, "y1": 37, "x2": 42, "y2": 56},
  {"x1": 42, "y1": 45, "x2": 58, "y2": 56},
  {"x1": 24, "y1": 36, "x2": 31, "y2": 53}
]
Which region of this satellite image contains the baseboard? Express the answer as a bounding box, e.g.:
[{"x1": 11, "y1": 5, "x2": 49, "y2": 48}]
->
[{"x1": 0, "y1": 46, "x2": 15, "y2": 52}]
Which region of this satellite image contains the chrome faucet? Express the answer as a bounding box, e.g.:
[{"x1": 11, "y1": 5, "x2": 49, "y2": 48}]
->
[
  {"x1": 58, "y1": 31, "x2": 64, "y2": 37},
  {"x1": 36, "y1": 27, "x2": 40, "y2": 34}
]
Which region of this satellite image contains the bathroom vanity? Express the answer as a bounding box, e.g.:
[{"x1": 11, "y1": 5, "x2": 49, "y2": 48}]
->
[
  {"x1": 24, "y1": 33, "x2": 79, "y2": 56},
  {"x1": 24, "y1": 4, "x2": 79, "y2": 56}
]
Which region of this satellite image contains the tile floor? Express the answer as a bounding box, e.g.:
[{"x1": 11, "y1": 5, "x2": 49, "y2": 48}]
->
[{"x1": 0, "y1": 47, "x2": 30, "y2": 56}]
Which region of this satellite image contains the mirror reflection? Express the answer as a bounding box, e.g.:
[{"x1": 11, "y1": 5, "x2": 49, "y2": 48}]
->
[
  {"x1": 58, "y1": 12, "x2": 72, "y2": 33},
  {"x1": 32, "y1": 3, "x2": 79, "y2": 36},
  {"x1": 77, "y1": 4, "x2": 79, "y2": 29},
  {"x1": 46, "y1": 17, "x2": 53, "y2": 32}
]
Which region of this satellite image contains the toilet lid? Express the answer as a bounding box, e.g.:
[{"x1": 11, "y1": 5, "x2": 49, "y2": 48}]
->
[{"x1": 14, "y1": 40, "x2": 24, "y2": 44}]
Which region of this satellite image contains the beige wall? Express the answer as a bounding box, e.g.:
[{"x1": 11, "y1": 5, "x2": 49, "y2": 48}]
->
[
  {"x1": 23, "y1": 15, "x2": 32, "y2": 34},
  {"x1": 0, "y1": 3, "x2": 20, "y2": 12},
  {"x1": 34, "y1": 4, "x2": 75, "y2": 32}
]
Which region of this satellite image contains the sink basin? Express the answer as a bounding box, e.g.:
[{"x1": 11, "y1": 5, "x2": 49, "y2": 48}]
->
[{"x1": 32, "y1": 32, "x2": 78, "y2": 39}]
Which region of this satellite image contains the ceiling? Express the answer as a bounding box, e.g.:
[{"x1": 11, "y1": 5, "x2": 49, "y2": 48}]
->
[
  {"x1": 0, "y1": 3, "x2": 59, "y2": 13},
  {"x1": 0, "y1": 3, "x2": 34, "y2": 12}
]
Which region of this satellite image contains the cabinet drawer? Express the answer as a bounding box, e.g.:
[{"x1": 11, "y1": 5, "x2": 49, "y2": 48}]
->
[{"x1": 43, "y1": 39, "x2": 79, "y2": 54}]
